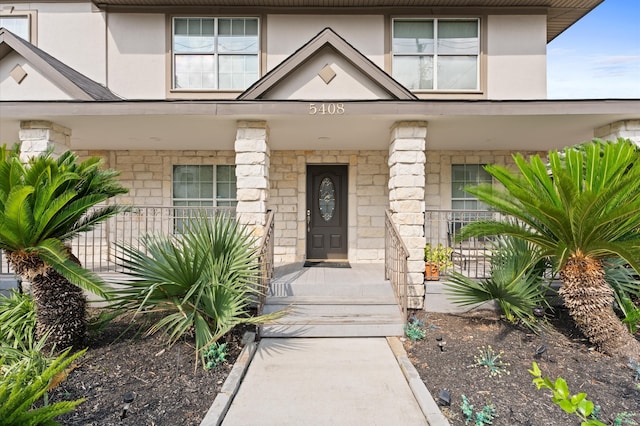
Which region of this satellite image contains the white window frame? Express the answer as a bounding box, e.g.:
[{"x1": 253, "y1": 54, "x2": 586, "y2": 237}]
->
[
  {"x1": 172, "y1": 164, "x2": 237, "y2": 208},
  {"x1": 171, "y1": 17, "x2": 259, "y2": 91},
  {"x1": 0, "y1": 10, "x2": 37, "y2": 43},
  {"x1": 451, "y1": 164, "x2": 492, "y2": 211},
  {"x1": 392, "y1": 17, "x2": 480, "y2": 92}
]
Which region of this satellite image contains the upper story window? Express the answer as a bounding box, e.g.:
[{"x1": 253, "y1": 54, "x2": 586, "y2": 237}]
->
[
  {"x1": 172, "y1": 17, "x2": 259, "y2": 90},
  {"x1": 0, "y1": 15, "x2": 31, "y2": 41},
  {"x1": 451, "y1": 164, "x2": 491, "y2": 211},
  {"x1": 392, "y1": 18, "x2": 479, "y2": 91}
]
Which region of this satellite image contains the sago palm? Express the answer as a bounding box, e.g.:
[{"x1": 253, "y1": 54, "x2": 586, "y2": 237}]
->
[
  {"x1": 459, "y1": 139, "x2": 640, "y2": 359},
  {"x1": 0, "y1": 145, "x2": 127, "y2": 349}
]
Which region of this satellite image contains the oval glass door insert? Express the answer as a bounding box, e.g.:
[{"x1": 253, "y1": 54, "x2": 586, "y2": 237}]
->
[{"x1": 318, "y1": 177, "x2": 336, "y2": 221}]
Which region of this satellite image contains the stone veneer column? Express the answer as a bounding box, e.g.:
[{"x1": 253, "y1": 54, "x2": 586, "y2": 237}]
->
[
  {"x1": 18, "y1": 120, "x2": 71, "y2": 161},
  {"x1": 235, "y1": 121, "x2": 270, "y2": 238},
  {"x1": 388, "y1": 121, "x2": 427, "y2": 309},
  {"x1": 594, "y1": 119, "x2": 640, "y2": 145}
]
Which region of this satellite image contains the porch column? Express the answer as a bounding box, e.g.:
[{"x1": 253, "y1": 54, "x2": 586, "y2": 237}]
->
[
  {"x1": 235, "y1": 121, "x2": 270, "y2": 238},
  {"x1": 18, "y1": 120, "x2": 71, "y2": 161},
  {"x1": 388, "y1": 121, "x2": 427, "y2": 310},
  {"x1": 594, "y1": 119, "x2": 640, "y2": 145}
]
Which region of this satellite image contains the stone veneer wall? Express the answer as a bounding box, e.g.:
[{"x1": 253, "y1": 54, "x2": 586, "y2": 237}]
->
[
  {"x1": 269, "y1": 150, "x2": 389, "y2": 264},
  {"x1": 75, "y1": 150, "x2": 236, "y2": 205},
  {"x1": 424, "y1": 150, "x2": 545, "y2": 210}
]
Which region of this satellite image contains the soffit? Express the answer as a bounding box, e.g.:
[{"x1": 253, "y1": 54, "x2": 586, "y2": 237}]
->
[{"x1": 91, "y1": 0, "x2": 603, "y2": 42}]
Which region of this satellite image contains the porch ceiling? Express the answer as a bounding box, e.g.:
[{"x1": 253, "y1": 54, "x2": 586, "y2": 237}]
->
[{"x1": 0, "y1": 99, "x2": 637, "y2": 152}]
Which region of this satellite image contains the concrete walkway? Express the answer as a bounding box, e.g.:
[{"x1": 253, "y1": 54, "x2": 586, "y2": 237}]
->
[{"x1": 221, "y1": 337, "x2": 430, "y2": 426}]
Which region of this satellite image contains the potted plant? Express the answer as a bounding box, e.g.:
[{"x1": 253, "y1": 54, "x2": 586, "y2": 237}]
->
[{"x1": 424, "y1": 243, "x2": 454, "y2": 281}]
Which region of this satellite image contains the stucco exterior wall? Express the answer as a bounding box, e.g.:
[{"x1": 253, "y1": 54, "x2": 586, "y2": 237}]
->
[
  {"x1": 486, "y1": 14, "x2": 547, "y2": 99},
  {"x1": 265, "y1": 15, "x2": 385, "y2": 71},
  {"x1": 0, "y1": 52, "x2": 73, "y2": 100},
  {"x1": 107, "y1": 13, "x2": 166, "y2": 99}
]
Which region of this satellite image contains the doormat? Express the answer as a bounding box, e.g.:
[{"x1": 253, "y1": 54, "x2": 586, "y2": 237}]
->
[{"x1": 303, "y1": 261, "x2": 351, "y2": 268}]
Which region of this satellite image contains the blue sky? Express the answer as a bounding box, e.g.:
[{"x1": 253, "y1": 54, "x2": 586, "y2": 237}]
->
[{"x1": 547, "y1": 0, "x2": 640, "y2": 99}]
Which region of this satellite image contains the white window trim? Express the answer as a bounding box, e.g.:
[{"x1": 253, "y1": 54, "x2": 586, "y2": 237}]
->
[
  {"x1": 170, "y1": 16, "x2": 260, "y2": 92},
  {"x1": 392, "y1": 17, "x2": 480, "y2": 92},
  {"x1": 172, "y1": 164, "x2": 237, "y2": 207},
  {"x1": 0, "y1": 10, "x2": 37, "y2": 44},
  {"x1": 451, "y1": 164, "x2": 492, "y2": 211}
]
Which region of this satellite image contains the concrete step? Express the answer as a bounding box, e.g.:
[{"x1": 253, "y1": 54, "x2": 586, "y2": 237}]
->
[
  {"x1": 260, "y1": 303, "x2": 404, "y2": 337},
  {"x1": 265, "y1": 295, "x2": 397, "y2": 305},
  {"x1": 268, "y1": 282, "x2": 395, "y2": 298}
]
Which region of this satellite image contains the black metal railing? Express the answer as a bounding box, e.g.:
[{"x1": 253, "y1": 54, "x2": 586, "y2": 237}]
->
[{"x1": 385, "y1": 209, "x2": 409, "y2": 322}]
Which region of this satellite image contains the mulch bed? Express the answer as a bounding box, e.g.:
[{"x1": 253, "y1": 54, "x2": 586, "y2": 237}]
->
[
  {"x1": 404, "y1": 309, "x2": 640, "y2": 426},
  {"x1": 48, "y1": 312, "x2": 253, "y2": 426}
]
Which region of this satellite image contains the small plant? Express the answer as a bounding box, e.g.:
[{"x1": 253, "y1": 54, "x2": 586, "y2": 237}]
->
[
  {"x1": 404, "y1": 316, "x2": 426, "y2": 342},
  {"x1": 474, "y1": 345, "x2": 509, "y2": 377},
  {"x1": 424, "y1": 244, "x2": 454, "y2": 270},
  {"x1": 614, "y1": 412, "x2": 638, "y2": 426},
  {"x1": 0, "y1": 290, "x2": 36, "y2": 348},
  {"x1": 461, "y1": 395, "x2": 496, "y2": 426},
  {"x1": 0, "y1": 347, "x2": 85, "y2": 426},
  {"x1": 203, "y1": 342, "x2": 228, "y2": 370},
  {"x1": 529, "y1": 362, "x2": 606, "y2": 426}
]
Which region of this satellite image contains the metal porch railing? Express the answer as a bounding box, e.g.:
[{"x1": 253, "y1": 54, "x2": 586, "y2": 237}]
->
[
  {"x1": 256, "y1": 210, "x2": 275, "y2": 318},
  {"x1": 424, "y1": 209, "x2": 507, "y2": 279},
  {"x1": 385, "y1": 209, "x2": 409, "y2": 322}
]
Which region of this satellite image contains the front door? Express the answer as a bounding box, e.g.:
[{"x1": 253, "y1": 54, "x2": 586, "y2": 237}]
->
[{"x1": 306, "y1": 165, "x2": 348, "y2": 260}]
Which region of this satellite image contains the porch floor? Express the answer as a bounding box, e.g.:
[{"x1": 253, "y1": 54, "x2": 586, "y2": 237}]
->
[{"x1": 261, "y1": 262, "x2": 404, "y2": 338}]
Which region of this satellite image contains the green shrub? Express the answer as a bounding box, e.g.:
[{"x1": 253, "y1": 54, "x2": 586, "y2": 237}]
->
[
  {"x1": 605, "y1": 259, "x2": 640, "y2": 333},
  {"x1": 0, "y1": 290, "x2": 36, "y2": 348},
  {"x1": 445, "y1": 236, "x2": 549, "y2": 329},
  {"x1": 0, "y1": 347, "x2": 85, "y2": 426},
  {"x1": 108, "y1": 213, "x2": 280, "y2": 368}
]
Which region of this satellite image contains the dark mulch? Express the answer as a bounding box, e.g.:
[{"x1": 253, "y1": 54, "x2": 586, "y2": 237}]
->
[
  {"x1": 48, "y1": 311, "x2": 253, "y2": 426},
  {"x1": 404, "y1": 309, "x2": 640, "y2": 426}
]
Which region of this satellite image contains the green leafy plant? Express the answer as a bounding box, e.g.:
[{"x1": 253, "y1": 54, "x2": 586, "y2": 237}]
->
[
  {"x1": 0, "y1": 333, "x2": 53, "y2": 381},
  {"x1": 614, "y1": 412, "x2": 638, "y2": 426},
  {"x1": 404, "y1": 316, "x2": 426, "y2": 341},
  {"x1": 529, "y1": 362, "x2": 606, "y2": 426},
  {"x1": 424, "y1": 243, "x2": 454, "y2": 270},
  {"x1": 0, "y1": 347, "x2": 85, "y2": 426},
  {"x1": 108, "y1": 213, "x2": 281, "y2": 369},
  {"x1": 445, "y1": 236, "x2": 550, "y2": 329},
  {"x1": 605, "y1": 259, "x2": 640, "y2": 334},
  {"x1": 0, "y1": 290, "x2": 36, "y2": 348},
  {"x1": 474, "y1": 345, "x2": 509, "y2": 378},
  {"x1": 203, "y1": 342, "x2": 228, "y2": 370},
  {"x1": 461, "y1": 395, "x2": 496, "y2": 426}
]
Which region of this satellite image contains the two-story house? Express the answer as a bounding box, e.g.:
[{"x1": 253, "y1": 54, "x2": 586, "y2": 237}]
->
[{"x1": 1, "y1": 0, "x2": 638, "y2": 310}]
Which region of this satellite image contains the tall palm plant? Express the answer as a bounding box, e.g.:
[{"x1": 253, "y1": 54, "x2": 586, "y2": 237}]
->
[
  {"x1": 459, "y1": 139, "x2": 640, "y2": 359},
  {"x1": 0, "y1": 145, "x2": 128, "y2": 349}
]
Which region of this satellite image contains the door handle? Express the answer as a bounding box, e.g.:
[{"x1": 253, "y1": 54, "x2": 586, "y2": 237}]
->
[{"x1": 306, "y1": 210, "x2": 311, "y2": 233}]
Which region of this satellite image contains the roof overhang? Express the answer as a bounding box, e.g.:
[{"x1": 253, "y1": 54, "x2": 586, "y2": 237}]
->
[
  {"x1": 90, "y1": 0, "x2": 603, "y2": 42},
  {"x1": 1, "y1": 99, "x2": 638, "y2": 152}
]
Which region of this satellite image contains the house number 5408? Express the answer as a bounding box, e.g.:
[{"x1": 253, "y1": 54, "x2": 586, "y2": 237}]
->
[{"x1": 308, "y1": 103, "x2": 345, "y2": 115}]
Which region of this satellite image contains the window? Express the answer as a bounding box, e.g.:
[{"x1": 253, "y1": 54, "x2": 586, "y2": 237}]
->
[
  {"x1": 451, "y1": 164, "x2": 491, "y2": 210},
  {"x1": 172, "y1": 17, "x2": 259, "y2": 90},
  {"x1": 173, "y1": 165, "x2": 237, "y2": 207},
  {"x1": 0, "y1": 15, "x2": 30, "y2": 41},
  {"x1": 392, "y1": 18, "x2": 479, "y2": 91}
]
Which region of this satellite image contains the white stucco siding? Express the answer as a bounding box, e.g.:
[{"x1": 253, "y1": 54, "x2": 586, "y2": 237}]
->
[
  {"x1": 486, "y1": 15, "x2": 547, "y2": 100},
  {"x1": 263, "y1": 46, "x2": 391, "y2": 100},
  {"x1": 35, "y1": 2, "x2": 107, "y2": 84},
  {"x1": 107, "y1": 13, "x2": 166, "y2": 99},
  {"x1": 266, "y1": 15, "x2": 385, "y2": 71},
  {"x1": 0, "y1": 51, "x2": 73, "y2": 101}
]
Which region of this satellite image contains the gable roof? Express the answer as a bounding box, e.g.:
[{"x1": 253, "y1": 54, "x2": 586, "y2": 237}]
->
[
  {"x1": 91, "y1": 0, "x2": 603, "y2": 43},
  {"x1": 238, "y1": 27, "x2": 417, "y2": 101},
  {"x1": 0, "y1": 28, "x2": 121, "y2": 101}
]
